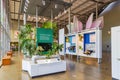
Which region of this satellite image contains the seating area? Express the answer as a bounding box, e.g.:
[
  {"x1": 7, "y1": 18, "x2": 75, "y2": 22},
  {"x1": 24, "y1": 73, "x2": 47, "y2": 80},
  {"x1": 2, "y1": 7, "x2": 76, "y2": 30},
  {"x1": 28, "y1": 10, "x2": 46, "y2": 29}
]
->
[{"x1": 2, "y1": 51, "x2": 13, "y2": 66}]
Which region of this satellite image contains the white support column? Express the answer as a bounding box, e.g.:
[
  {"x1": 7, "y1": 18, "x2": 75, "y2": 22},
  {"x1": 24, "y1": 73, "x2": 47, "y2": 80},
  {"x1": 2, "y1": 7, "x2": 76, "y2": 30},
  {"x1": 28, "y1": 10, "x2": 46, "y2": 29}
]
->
[
  {"x1": 68, "y1": 8, "x2": 71, "y2": 33},
  {"x1": 51, "y1": 9, "x2": 53, "y2": 29},
  {"x1": 96, "y1": 2, "x2": 98, "y2": 19},
  {"x1": 23, "y1": 13, "x2": 26, "y2": 25},
  {"x1": 36, "y1": 6, "x2": 38, "y2": 27}
]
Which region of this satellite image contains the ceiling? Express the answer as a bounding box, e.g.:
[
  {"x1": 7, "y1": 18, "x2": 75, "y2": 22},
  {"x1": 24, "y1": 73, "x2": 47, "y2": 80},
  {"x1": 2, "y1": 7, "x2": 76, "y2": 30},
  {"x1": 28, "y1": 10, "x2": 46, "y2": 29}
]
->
[{"x1": 9, "y1": 0, "x2": 115, "y2": 26}]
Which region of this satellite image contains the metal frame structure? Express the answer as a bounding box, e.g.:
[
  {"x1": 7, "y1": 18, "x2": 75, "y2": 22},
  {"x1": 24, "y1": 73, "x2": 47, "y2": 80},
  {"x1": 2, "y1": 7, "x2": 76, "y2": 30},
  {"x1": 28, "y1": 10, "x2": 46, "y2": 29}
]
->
[{"x1": 9, "y1": 0, "x2": 114, "y2": 25}]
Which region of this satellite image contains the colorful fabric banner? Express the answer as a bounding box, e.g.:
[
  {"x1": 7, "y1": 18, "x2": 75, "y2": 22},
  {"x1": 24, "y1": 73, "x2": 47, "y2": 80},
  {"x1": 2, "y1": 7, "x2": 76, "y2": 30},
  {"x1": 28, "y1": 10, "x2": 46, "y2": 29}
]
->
[{"x1": 86, "y1": 13, "x2": 94, "y2": 29}]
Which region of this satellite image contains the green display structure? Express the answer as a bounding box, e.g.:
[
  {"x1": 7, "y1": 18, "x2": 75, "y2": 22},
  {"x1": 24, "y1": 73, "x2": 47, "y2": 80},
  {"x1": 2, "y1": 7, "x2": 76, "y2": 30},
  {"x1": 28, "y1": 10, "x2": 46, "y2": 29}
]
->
[{"x1": 36, "y1": 28, "x2": 53, "y2": 53}]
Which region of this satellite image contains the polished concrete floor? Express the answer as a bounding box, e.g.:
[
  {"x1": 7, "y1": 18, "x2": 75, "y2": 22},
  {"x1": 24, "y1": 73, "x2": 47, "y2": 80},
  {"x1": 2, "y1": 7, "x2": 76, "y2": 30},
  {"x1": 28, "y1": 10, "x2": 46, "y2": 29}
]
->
[{"x1": 0, "y1": 52, "x2": 111, "y2": 80}]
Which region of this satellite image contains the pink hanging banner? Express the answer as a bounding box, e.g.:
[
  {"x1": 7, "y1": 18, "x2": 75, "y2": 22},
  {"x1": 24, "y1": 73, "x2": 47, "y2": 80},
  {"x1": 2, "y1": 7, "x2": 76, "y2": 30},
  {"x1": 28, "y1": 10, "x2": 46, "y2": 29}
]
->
[
  {"x1": 78, "y1": 21, "x2": 83, "y2": 32},
  {"x1": 86, "y1": 13, "x2": 94, "y2": 29},
  {"x1": 97, "y1": 16, "x2": 104, "y2": 28},
  {"x1": 91, "y1": 20, "x2": 102, "y2": 29},
  {"x1": 91, "y1": 16, "x2": 104, "y2": 29}
]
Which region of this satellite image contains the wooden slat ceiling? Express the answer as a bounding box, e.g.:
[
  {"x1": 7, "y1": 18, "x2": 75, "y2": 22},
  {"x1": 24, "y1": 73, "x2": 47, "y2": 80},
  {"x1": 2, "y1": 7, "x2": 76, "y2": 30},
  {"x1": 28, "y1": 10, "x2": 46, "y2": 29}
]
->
[{"x1": 9, "y1": 0, "x2": 114, "y2": 25}]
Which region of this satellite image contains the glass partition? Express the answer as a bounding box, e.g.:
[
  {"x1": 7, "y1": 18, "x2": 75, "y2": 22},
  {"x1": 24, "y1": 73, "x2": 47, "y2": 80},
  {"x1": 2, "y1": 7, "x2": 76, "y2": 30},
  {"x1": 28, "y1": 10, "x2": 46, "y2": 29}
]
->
[{"x1": 0, "y1": 0, "x2": 10, "y2": 62}]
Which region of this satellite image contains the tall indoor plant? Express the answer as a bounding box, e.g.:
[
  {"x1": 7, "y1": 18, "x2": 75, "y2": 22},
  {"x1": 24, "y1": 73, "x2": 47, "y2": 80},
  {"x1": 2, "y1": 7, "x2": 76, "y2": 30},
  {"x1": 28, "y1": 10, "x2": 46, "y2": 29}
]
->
[{"x1": 19, "y1": 24, "x2": 36, "y2": 57}]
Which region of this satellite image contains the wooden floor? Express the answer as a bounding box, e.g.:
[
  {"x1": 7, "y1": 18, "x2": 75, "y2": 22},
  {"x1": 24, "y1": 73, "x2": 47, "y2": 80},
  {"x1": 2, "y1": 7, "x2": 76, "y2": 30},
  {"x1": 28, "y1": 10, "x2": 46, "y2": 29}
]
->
[{"x1": 0, "y1": 52, "x2": 111, "y2": 80}]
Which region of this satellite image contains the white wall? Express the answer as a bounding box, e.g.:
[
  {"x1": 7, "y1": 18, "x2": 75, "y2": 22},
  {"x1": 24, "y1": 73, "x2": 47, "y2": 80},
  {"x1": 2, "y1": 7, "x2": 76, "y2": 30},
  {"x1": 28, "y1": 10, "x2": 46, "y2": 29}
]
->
[{"x1": 102, "y1": 5, "x2": 120, "y2": 52}]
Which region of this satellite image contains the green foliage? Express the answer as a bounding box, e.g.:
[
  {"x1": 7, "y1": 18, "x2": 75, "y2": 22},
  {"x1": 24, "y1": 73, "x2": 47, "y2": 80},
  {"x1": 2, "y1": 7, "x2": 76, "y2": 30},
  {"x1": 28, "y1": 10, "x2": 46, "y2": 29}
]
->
[
  {"x1": 34, "y1": 46, "x2": 44, "y2": 55},
  {"x1": 42, "y1": 21, "x2": 58, "y2": 39},
  {"x1": 19, "y1": 24, "x2": 36, "y2": 56},
  {"x1": 45, "y1": 42, "x2": 63, "y2": 59}
]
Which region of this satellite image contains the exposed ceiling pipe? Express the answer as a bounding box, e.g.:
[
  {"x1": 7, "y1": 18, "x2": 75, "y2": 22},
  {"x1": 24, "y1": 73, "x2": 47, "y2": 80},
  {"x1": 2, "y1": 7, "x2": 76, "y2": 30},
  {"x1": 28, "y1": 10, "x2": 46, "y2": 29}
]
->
[{"x1": 99, "y1": 0, "x2": 120, "y2": 16}]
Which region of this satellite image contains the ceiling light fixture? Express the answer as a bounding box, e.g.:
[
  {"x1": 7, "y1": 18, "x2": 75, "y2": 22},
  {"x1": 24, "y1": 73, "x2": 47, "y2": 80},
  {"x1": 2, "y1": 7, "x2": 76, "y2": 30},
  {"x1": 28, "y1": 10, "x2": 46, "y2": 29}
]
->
[
  {"x1": 25, "y1": 2, "x2": 28, "y2": 7},
  {"x1": 26, "y1": 0, "x2": 30, "y2": 4},
  {"x1": 55, "y1": 4, "x2": 58, "y2": 8},
  {"x1": 55, "y1": 16, "x2": 57, "y2": 19},
  {"x1": 24, "y1": 8, "x2": 26, "y2": 12},
  {"x1": 25, "y1": 6, "x2": 27, "y2": 10},
  {"x1": 64, "y1": 8, "x2": 67, "y2": 13},
  {"x1": 42, "y1": 0, "x2": 45, "y2": 6},
  {"x1": 43, "y1": 18, "x2": 46, "y2": 21}
]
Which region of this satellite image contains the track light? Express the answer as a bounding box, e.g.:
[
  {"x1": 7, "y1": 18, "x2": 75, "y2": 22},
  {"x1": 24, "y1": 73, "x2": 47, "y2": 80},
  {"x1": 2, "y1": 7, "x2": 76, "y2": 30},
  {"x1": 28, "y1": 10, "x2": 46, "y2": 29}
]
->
[
  {"x1": 26, "y1": 0, "x2": 30, "y2": 3},
  {"x1": 25, "y1": 6, "x2": 27, "y2": 10},
  {"x1": 25, "y1": 2, "x2": 28, "y2": 7},
  {"x1": 42, "y1": 0, "x2": 45, "y2": 6},
  {"x1": 24, "y1": 8, "x2": 26, "y2": 12}
]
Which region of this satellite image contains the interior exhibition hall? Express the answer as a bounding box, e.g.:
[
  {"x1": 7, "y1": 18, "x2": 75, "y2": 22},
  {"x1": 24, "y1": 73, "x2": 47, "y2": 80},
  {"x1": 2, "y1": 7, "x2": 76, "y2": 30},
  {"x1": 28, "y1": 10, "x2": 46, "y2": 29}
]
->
[{"x1": 0, "y1": 0, "x2": 120, "y2": 80}]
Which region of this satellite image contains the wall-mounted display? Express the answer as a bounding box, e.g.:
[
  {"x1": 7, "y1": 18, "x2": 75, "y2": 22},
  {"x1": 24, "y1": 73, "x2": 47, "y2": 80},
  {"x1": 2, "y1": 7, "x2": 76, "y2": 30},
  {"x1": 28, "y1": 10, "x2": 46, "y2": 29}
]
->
[
  {"x1": 84, "y1": 32, "x2": 95, "y2": 55},
  {"x1": 65, "y1": 35, "x2": 77, "y2": 55},
  {"x1": 62, "y1": 29, "x2": 102, "y2": 63}
]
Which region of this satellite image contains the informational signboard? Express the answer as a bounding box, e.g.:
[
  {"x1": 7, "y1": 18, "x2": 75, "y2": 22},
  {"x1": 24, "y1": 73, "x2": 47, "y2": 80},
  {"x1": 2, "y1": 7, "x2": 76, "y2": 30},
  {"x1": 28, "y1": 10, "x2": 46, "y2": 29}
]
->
[
  {"x1": 36, "y1": 28, "x2": 53, "y2": 54},
  {"x1": 59, "y1": 28, "x2": 65, "y2": 55},
  {"x1": 36, "y1": 28, "x2": 53, "y2": 44}
]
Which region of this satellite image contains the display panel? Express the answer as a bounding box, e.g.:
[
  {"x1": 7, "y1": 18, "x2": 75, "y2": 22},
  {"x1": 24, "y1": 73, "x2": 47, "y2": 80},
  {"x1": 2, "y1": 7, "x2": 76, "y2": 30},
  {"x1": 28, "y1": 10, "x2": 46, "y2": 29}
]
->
[
  {"x1": 84, "y1": 32, "x2": 95, "y2": 55},
  {"x1": 36, "y1": 28, "x2": 53, "y2": 44},
  {"x1": 59, "y1": 29, "x2": 65, "y2": 55},
  {"x1": 65, "y1": 35, "x2": 76, "y2": 54}
]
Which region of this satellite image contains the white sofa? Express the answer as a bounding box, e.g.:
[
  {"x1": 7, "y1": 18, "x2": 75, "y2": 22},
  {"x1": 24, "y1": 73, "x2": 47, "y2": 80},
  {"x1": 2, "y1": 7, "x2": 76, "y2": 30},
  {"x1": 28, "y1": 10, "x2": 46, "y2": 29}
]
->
[{"x1": 22, "y1": 59, "x2": 66, "y2": 77}]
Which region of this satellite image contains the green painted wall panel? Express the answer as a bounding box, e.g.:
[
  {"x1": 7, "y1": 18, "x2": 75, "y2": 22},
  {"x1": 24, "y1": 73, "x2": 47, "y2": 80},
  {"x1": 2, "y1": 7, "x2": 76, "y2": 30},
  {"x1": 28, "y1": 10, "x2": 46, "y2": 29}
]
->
[{"x1": 36, "y1": 28, "x2": 53, "y2": 44}]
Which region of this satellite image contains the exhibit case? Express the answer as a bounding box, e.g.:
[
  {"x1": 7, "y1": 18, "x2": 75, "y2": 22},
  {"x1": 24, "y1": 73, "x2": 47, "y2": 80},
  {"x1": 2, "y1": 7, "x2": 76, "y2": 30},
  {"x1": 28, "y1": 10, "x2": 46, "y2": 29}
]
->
[
  {"x1": 77, "y1": 29, "x2": 102, "y2": 59},
  {"x1": 65, "y1": 34, "x2": 77, "y2": 55},
  {"x1": 61, "y1": 29, "x2": 102, "y2": 63}
]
